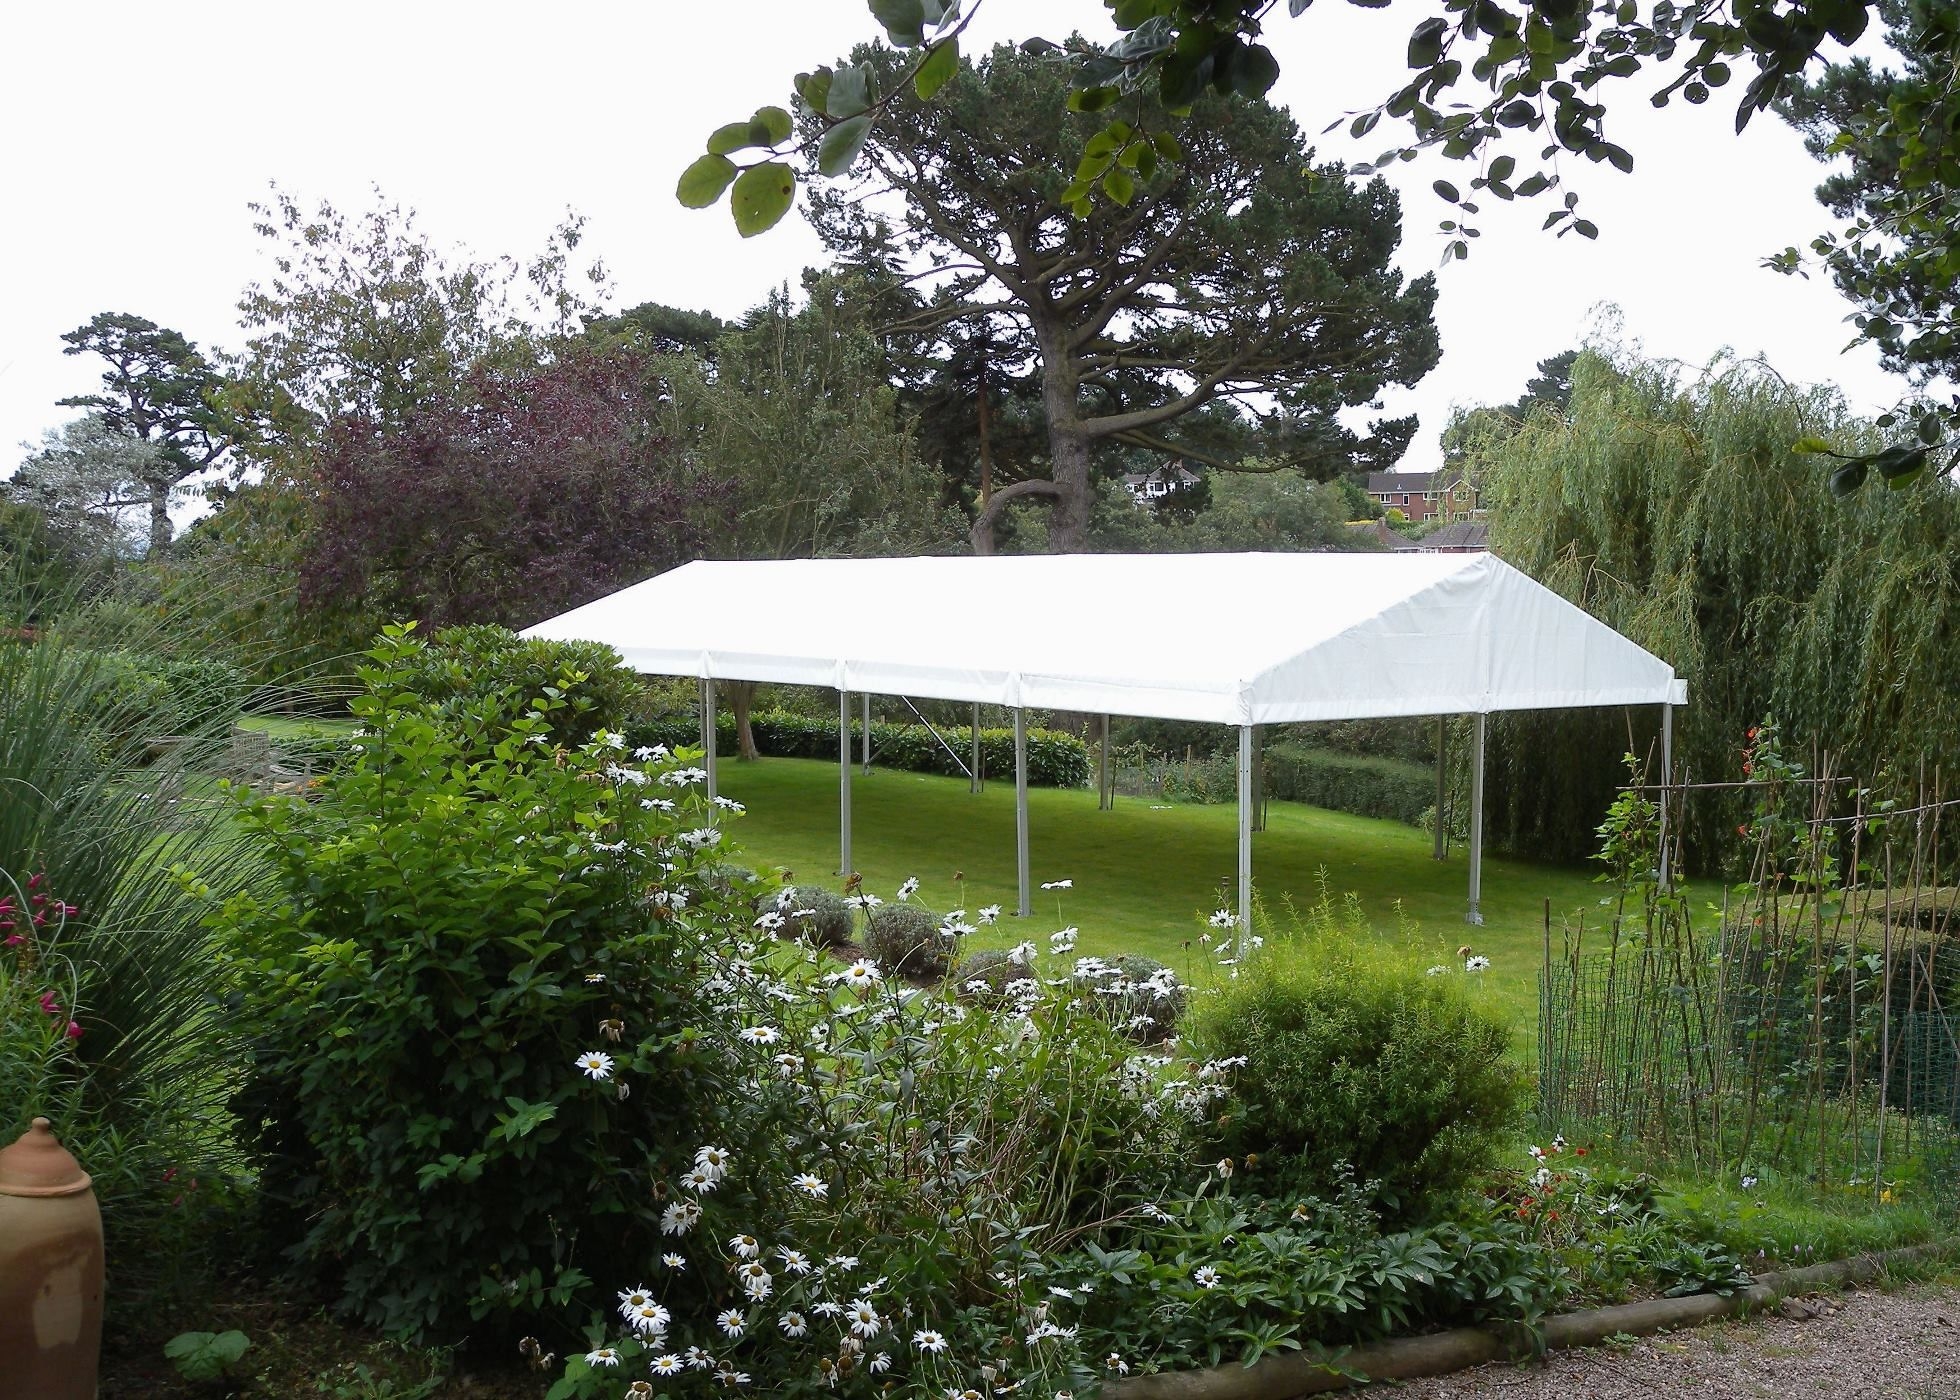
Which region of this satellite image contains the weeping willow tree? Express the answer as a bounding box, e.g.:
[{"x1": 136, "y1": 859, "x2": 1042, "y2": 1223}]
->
[{"x1": 1473, "y1": 349, "x2": 1960, "y2": 868}]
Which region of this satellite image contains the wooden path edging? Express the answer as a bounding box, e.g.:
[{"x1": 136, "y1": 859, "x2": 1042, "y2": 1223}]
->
[{"x1": 1103, "y1": 1240, "x2": 1957, "y2": 1400}]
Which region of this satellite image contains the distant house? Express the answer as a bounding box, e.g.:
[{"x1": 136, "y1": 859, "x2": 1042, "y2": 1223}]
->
[
  {"x1": 1121, "y1": 461, "x2": 1200, "y2": 506},
  {"x1": 1363, "y1": 469, "x2": 1479, "y2": 523}
]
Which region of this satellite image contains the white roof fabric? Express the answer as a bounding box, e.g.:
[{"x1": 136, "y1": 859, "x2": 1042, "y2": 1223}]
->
[{"x1": 523, "y1": 552, "x2": 1686, "y2": 726}]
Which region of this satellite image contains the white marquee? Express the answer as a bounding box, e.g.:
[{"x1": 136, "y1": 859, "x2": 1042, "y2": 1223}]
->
[{"x1": 525, "y1": 552, "x2": 1686, "y2": 937}]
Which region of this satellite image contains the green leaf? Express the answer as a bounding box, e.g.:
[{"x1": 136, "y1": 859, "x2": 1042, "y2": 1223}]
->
[
  {"x1": 1152, "y1": 131, "x2": 1183, "y2": 161},
  {"x1": 915, "y1": 38, "x2": 959, "y2": 99},
  {"x1": 1067, "y1": 84, "x2": 1121, "y2": 113},
  {"x1": 817, "y1": 116, "x2": 874, "y2": 178},
  {"x1": 869, "y1": 0, "x2": 927, "y2": 46},
  {"x1": 750, "y1": 106, "x2": 793, "y2": 145},
  {"x1": 731, "y1": 161, "x2": 797, "y2": 237},
  {"x1": 1791, "y1": 436, "x2": 1837, "y2": 456},
  {"x1": 706, "y1": 121, "x2": 760, "y2": 156},
  {"x1": 794, "y1": 68, "x2": 833, "y2": 115},
  {"x1": 1103, "y1": 167, "x2": 1136, "y2": 206},
  {"x1": 676, "y1": 154, "x2": 738, "y2": 209},
  {"x1": 1828, "y1": 460, "x2": 1869, "y2": 497},
  {"x1": 826, "y1": 63, "x2": 872, "y2": 119},
  {"x1": 1408, "y1": 17, "x2": 1448, "y2": 68},
  {"x1": 1085, "y1": 129, "x2": 1122, "y2": 159},
  {"x1": 1231, "y1": 42, "x2": 1281, "y2": 98},
  {"x1": 1433, "y1": 179, "x2": 1461, "y2": 203}
]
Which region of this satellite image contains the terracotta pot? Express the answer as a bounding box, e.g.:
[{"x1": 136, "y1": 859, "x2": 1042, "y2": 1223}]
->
[{"x1": 0, "y1": 1117, "x2": 104, "y2": 1400}]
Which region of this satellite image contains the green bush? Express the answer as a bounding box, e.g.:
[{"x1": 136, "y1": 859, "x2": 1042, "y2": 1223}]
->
[
  {"x1": 1262, "y1": 742, "x2": 1436, "y2": 827},
  {"x1": 1188, "y1": 910, "x2": 1523, "y2": 1220},
  {"x1": 389, "y1": 622, "x2": 647, "y2": 750},
  {"x1": 629, "y1": 709, "x2": 1092, "y2": 788},
  {"x1": 65, "y1": 648, "x2": 246, "y2": 756},
  {"x1": 781, "y1": 884, "x2": 855, "y2": 947},
  {"x1": 863, "y1": 901, "x2": 958, "y2": 978},
  {"x1": 214, "y1": 626, "x2": 745, "y2": 1340},
  {"x1": 953, "y1": 945, "x2": 1032, "y2": 1000},
  {"x1": 1097, "y1": 953, "x2": 1186, "y2": 1042}
]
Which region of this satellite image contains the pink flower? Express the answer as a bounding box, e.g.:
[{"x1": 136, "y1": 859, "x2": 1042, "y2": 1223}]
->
[
  {"x1": 38, "y1": 990, "x2": 60, "y2": 1017},
  {"x1": 3, "y1": 935, "x2": 23, "y2": 948},
  {"x1": 65, "y1": 1021, "x2": 83, "y2": 1041}
]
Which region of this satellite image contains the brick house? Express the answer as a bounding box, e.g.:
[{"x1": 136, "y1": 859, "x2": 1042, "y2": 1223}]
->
[{"x1": 1363, "y1": 470, "x2": 1479, "y2": 524}]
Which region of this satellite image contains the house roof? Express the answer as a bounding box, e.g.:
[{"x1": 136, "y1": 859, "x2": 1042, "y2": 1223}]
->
[
  {"x1": 523, "y1": 552, "x2": 1685, "y2": 725},
  {"x1": 1408, "y1": 520, "x2": 1489, "y2": 551}
]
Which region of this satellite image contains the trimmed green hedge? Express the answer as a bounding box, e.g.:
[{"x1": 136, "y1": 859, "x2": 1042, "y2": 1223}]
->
[
  {"x1": 629, "y1": 709, "x2": 1090, "y2": 789},
  {"x1": 73, "y1": 649, "x2": 248, "y2": 755},
  {"x1": 1264, "y1": 743, "x2": 1435, "y2": 827}
]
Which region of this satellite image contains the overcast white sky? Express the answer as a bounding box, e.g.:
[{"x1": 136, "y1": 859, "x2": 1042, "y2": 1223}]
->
[{"x1": 0, "y1": 0, "x2": 1907, "y2": 476}]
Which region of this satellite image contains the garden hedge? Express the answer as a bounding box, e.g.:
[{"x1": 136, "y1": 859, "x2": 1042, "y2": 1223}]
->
[
  {"x1": 1263, "y1": 743, "x2": 1435, "y2": 828},
  {"x1": 630, "y1": 709, "x2": 1091, "y2": 789}
]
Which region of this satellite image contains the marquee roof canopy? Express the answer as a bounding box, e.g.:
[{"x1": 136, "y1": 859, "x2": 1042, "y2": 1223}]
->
[{"x1": 522, "y1": 551, "x2": 1687, "y2": 726}]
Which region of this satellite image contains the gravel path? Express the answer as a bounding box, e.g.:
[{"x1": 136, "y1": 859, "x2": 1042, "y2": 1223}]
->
[{"x1": 1390, "y1": 1286, "x2": 1960, "y2": 1399}]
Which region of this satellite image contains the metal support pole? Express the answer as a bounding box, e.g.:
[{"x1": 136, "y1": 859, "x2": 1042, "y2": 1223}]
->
[
  {"x1": 1433, "y1": 715, "x2": 1448, "y2": 860},
  {"x1": 838, "y1": 690, "x2": 852, "y2": 877},
  {"x1": 1659, "y1": 702, "x2": 1675, "y2": 884},
  {"x1": 861, "y1": 692, "x2": 872, "y2": 774},
  {"x1": 701, "y1": 678, "x2": 717, "y2": 804},
  {"x1": 1237, "y1": 724, "x2": 1254, "y2": 958},
  {"x1": 1466, "y1": 712, "x2": 1486, "y2": 926},
  {"x1": 1014, "y1": 708, "x2": 1031, "y2": 917},
  {"x1": 1098, "y1": 714, "x2": 1112, "y2": 811},
  {"x1": 970, "y1": 703, "x2": 982, "y2": 794}
]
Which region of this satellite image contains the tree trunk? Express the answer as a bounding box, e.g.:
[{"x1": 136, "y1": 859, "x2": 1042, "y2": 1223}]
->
[
  {"x1": 147, "y1": 480, "x2": 174, "y2": 557},
  {"x1": 728, "y1": 681, "x2": 760, "y2": 761},
  {"x1": 1036, "y1": 318, "x2": 1093, "y2": 553}
]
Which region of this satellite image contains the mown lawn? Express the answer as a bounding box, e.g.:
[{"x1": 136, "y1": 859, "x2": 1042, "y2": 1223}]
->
[{"x1": 719, "y1": 756, "x2": 1625, "y2": 1033}]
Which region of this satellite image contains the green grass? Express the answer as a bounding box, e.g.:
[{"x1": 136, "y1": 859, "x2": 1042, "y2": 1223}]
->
[
  {"x1": 236, "y1": 713, "x2": 359, "y2": 740},
  {"x1": 719, "y1": 756, "x2": 1623, "y2": 1030}
]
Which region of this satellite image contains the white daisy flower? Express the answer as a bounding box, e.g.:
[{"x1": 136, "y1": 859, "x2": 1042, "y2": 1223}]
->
[
  {"x1": 1193, "y1": 1265, "x2": 1220, "y2": 1289},
  {"x1": 1208, "y1": 909, "x2": 1236, "y2": 929},
  {"x1": 649, "y1": 1353, "x2": 684, "y2": 1376},
  {"x1": 754, "y1": 911, "x2": 785, "y2": 931},
  {"x1": 913, "y1": 1329, "x2": 949, "y2": 1353},
  {"x1": 575, "y1": 1050, "x2": 614, "y2": 1080},
  {"x1": 826, "y1": 960, "x2": 882, "y2": 991},
  {"x1": 681, "y1": 1167, "x2": 718, "y2": 1193},
  {"x1": 739, "y1": 1025, "x2": 781, "y2": 1045},
  {"x1": 778, "y1": 1247, "x2": 812, "y2": 1274},
  {"x1": 848, "y1": 1299, "x2": 882, "y2": 1338},
  {"x1": 716, "y1": 1309, "x2": 746, "y2": 1339},
  {"x1": 779, "y1": 1311, "x2": 809, "y2": 1338},
  {"x1": 618, "y1": 1285, "x2": 653, "y2": 1318},
  {"x1": 660, "y1": 1201, "x2": 701, "y2": 1234},
  {"x1": 695, "y1": 1145, "x2": 732, "y2": 1175},
  {"x1": 1465, "y1": 954, "x2": 1492, "y2": 972},
  {"x1": 586, "y1": 1347, "x2": 621, "y2": 1367},
  {"x1": 791, "y1": 1172, "x2": 829, "y2": 1199},
  {"x1": 868, "y1": 1352, "x2": 891, "y2": 1374},
  {"x1": 714, "y1": 796, "x2": 746, "y2": 812},
  {"x1": 729, "y1": 1234, "x2": 761, "y2": 1259},
  {"x1": 662, "y1": 1252, "x2": 686, "y2": 1269},
  {"x1": 978, "y1": 905, "x2": 1002, "y2": 924},
  {"x1": 1040, "y1": 879, "x2": 1072, "y2": 890},
  {"x1": 772, "y1": 1052, "x2": 805, "y2": 1077},
  {"x1": 896, "y1": 877, "x2": 920, "y2": 901},
  {"x1": 827, "y1": 1254, "x2": 860, "y2": 1271},
  {"x1": 684, "y1": 1346, "x2": 715, "y2": 1370},
  {"x1": 738, "y1": 1264, "x2": 773, "y2": 1300}
]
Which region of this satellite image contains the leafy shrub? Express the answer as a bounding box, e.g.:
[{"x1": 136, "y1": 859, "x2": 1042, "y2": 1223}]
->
[
  {"x1": 630, "y1": 709, "x2": 1092, "y2": 787},
  {"x1": 781, "y1": 884, "x2": 855, "y2": 947},
  {"x1": 1094, "y1": 953, "x2": 1186, "y2": 1042},
  {"x1": 212, "y1": 625, "x2": 745, "y2": 1340},
  {"x1": 952, "y1": 945, "x2": 1030, "y2": 1000},
  {"x1": 862, "y1": 901, "x2": 958, "y2": 978},
  {"x1": 1188, "y1": 901, "x2": 1523, "y2": 1219},
  {"x1": 1261, "y1": 743, "x2": 1436, "y2": 826},
  {"x1": 389, "y1": 622, "x2": 647, "y2": 750},
  {"x1": 62, "y1": 648, "x2": 245, "y2": 757}
]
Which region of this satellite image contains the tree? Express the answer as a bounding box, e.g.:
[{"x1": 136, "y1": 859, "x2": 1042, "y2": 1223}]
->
[
  {"x1": 1439, "y1": 346, "x2": 1577, "y2": 468},
  {"x1": 655, "y1": 275, "x2": 964, "y2": 754},
  {"x1": 8, "y1": 416, "x2": 163, "y2": 559},
  {"x1": 1472, "y1": 346, "x2": 1960, "y2": 867},
  {"x1": 235, "y1": 187, "x2": 609, "y2": 444},
  {"x1": 1781, "y1": 2, "x2": 1960, "y2": 391},
  {"x1": 806, "y1": 43, "x2": 1438, "y2": 553},
  {"x1": 298, "y1": 345, "x2": 726, "y2": 630},
  {"x1": 53, "y1": 313, "x2": 234, "y2": 555}
]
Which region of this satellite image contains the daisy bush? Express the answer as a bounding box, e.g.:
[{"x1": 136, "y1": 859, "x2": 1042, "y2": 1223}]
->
[
  {"x1": 546, "y1": 881, "x2": 1246, "y2": 1398},
  {"x1": 209, "y1": 625, "x2": 760, "y2": 1338}
]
